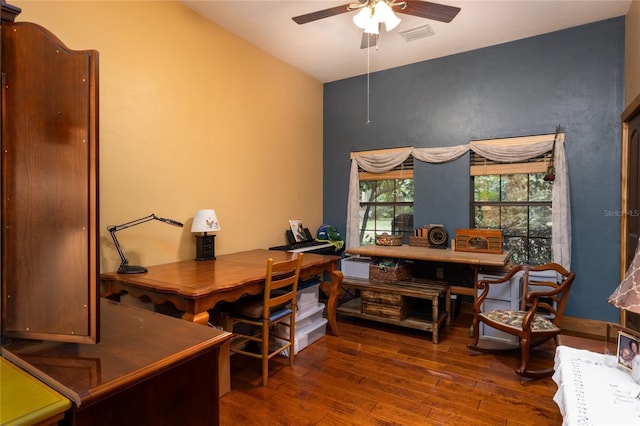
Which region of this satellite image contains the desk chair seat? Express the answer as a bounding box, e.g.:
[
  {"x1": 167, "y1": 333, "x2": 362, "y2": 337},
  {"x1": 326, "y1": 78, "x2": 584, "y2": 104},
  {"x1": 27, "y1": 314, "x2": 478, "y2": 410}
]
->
[
  {"x1": 224, "y1": 254, "x2": 303, "y2": 386},
  {"x1": 468, "y1": 262, "x2": 575, "y2": 380}
]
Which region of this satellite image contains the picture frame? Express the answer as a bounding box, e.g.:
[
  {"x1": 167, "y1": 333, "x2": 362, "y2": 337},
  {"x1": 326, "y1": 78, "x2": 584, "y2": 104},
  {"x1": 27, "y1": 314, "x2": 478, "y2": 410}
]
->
[
  {"x1": 289, "y1": 219, "x2": 306, "y2": 242},
  {"x1": 616, "y1": 331, "x2": 639, "y2": 370}
]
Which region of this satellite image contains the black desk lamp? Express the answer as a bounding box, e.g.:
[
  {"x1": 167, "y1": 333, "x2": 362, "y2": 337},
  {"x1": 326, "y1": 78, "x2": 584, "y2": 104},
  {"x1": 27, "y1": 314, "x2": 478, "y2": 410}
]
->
[{"x1": 107, "y1": 213, "x2": 183, "y2": 274}]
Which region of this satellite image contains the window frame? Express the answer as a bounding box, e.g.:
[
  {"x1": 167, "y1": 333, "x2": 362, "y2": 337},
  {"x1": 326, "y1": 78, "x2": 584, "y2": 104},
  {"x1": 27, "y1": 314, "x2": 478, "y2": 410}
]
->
[
  {"x1": 471, "y1": 153, "x2": 554, "y2": 265},
  {"x1": 358, "y1": 158, "x2": 414, "y2": 245}
]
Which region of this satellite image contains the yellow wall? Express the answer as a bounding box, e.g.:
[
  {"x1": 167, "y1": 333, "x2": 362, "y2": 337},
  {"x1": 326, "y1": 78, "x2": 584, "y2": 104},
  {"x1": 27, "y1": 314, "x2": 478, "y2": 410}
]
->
[
  {"x1": 13, "y1": 1, "x2": 324, "y2": 272},
  {"x1": 626, "y1": 0, "x2": 640, "y2": 107}
]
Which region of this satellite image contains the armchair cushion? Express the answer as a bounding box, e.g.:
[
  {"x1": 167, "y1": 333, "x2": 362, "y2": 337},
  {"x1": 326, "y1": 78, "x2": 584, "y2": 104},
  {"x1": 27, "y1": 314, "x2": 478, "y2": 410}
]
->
[{"x1": 481, "y1": 310, "x2": 559, "y2": 332}]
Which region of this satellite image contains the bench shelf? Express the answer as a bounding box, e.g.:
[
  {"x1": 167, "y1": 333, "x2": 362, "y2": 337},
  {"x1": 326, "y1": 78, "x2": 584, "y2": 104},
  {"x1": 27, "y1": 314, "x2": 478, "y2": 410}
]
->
[{"x1": 337, "y1": 277, "x2": 451, "y2": 343}]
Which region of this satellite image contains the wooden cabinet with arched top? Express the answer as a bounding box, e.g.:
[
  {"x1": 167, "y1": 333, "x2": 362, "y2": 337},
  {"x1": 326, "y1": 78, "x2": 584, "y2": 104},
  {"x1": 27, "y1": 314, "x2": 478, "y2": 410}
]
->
[{"x1": 0, "y1": 0, "x2": 100, "y2": 344}]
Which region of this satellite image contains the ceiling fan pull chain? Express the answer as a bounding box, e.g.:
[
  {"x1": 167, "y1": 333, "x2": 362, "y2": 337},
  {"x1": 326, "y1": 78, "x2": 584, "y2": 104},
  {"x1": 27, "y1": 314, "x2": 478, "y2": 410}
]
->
[{"x1": 367, "y1": 33, "x2": 371, "y2": 124}]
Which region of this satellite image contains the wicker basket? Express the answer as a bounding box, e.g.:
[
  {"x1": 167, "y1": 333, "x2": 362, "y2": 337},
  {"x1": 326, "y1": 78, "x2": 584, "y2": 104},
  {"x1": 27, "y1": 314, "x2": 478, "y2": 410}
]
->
[
  {"x1": 408, "y1": 236, "x2": 430, "y2": 247},
  {"x1": 375, "y1": 233, "x2": 402, "y2": 246},
  {"x1": 369, "y1": 263, "x2": 413, "y2": 283}
]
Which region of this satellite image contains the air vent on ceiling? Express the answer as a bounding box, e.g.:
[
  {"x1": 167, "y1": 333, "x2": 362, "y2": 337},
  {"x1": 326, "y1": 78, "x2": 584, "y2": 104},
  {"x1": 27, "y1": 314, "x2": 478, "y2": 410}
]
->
[{"x1": 399, "y1": 24, "x2": 435, "y2": 42}]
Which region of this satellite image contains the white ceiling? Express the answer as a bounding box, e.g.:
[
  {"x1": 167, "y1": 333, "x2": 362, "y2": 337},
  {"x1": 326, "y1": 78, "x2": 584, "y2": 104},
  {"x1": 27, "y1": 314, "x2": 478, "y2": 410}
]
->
[{"x1": 180, "y1": 0, "x2": 631, "y2": 83}]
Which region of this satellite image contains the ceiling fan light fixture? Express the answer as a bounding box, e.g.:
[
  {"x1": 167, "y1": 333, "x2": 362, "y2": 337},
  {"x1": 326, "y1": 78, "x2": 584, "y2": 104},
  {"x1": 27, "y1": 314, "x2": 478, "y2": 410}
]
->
[
  {"x1": 353, "y1": 6, "x2": 373, "y2": 30},
  {"x1": 378, "y1": 3, "x2": 401, "y2": 31},
  {"x1": 364, "y1": 19, "x2": 380, "y2": 34},
  {"x1": 353, "y1": 0, "x2": 401, "y2": 34}
]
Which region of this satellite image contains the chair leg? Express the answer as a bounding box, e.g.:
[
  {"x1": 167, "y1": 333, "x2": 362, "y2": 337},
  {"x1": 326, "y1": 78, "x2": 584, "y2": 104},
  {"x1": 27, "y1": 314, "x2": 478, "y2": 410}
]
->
[
  {"x1": 515, "y1": 335, "x2": 556, "y2": 380},
  {"x1": 289, "y1": 317, "x2": 295, "y2": 367},
  {"x1": 467, "y1": 316, "x2": 481, "y2": 351},
  {"x1": 262, "y1": 322, "x2": 269, "y2": 386},
  {"x1": 517, "y1": 336, "x2": 531, "y2": 376}
]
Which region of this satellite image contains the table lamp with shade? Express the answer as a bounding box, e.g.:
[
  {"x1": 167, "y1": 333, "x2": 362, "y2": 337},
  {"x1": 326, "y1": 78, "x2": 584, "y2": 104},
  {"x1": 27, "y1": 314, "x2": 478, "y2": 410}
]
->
[
  {"x1": 191, "y1": 209, "x2": 220, "y2": 260},
  {"x1": 609, "y1": 236, "x2": 640, "y2": 382}
]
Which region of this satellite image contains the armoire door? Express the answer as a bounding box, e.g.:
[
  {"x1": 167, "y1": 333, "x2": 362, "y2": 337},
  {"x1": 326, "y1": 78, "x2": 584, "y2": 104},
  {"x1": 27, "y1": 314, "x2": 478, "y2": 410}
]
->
[{"x1": 1, "y1": 19, "x2": 100, "y2": 343}]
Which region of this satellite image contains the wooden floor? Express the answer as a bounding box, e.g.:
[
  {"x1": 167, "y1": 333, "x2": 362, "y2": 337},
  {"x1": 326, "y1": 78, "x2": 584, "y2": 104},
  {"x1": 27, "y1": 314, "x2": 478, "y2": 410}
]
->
[{"x1": 220, "y1": 309, "x2": 602, "y2": 426}]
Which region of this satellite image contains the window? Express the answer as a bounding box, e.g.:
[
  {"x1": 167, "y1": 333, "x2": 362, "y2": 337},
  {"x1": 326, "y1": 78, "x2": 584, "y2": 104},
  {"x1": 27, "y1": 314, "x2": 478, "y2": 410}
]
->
[
  {"x1": 472, "y1": 152, "x2": 553, "y2": 265},
  {"x1": 358, "y1": 157, "x2": 414, "y2": 245}
]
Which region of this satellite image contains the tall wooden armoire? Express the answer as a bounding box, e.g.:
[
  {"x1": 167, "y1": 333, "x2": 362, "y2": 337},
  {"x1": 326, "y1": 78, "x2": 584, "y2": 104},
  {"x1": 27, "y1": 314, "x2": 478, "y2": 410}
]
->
[{"x1": 0, "y1": 0, "x2": 100, "y2": 344}]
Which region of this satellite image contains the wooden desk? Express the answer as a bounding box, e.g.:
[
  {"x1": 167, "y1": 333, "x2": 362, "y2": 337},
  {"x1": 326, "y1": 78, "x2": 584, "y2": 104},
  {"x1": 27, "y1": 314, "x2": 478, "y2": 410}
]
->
[
  {"x1": 100, "y1": 249, "x2": 343, "y2": 335},
  {"x1": 345, "y1": 245, "x2": 511, "y2": 296},
  {"x1": 1, "y1": 357, "x2": 71, "y2": 425},
  {"x1": 2, "y1": 299, "x2": 231, "y2": 426}
]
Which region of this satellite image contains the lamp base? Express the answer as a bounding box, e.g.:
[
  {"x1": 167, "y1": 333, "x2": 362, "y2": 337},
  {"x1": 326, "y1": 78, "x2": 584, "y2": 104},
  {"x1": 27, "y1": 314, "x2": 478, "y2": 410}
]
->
[
  {"x1": 118, "y1": 265, "x2": 148, "y2": 274},
  {"x1": 195, "y1": 234, "x2": 216, "y2": 261}
]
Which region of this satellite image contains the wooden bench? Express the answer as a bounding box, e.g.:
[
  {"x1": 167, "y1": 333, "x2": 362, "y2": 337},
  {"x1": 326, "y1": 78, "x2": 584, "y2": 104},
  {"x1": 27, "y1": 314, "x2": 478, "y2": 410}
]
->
[{"x1": 337, "y1": 277, "x2": 451, "y2": 343}]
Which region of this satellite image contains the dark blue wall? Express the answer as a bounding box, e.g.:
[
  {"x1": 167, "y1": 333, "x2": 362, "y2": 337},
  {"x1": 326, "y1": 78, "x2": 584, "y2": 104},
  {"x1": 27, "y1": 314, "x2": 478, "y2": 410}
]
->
[{"x1": 323, "y1": 17, "x2": 625, "y2": 322}]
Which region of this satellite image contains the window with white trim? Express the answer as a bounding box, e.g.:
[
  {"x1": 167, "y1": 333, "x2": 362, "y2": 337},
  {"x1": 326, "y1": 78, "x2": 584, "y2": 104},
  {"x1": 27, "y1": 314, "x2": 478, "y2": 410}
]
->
[
  {"x1": 358, "y1": 157, "x2": 414, "y2": 245},
  {"x1": 471, "y1": 151, "x2": 553, "y2": 265}
]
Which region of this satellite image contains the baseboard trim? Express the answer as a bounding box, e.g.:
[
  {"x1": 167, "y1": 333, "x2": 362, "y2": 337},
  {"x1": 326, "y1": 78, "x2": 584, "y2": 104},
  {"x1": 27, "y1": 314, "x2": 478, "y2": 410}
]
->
[{"x1": 561, "y1": 316, "x2": 611, "y2": 340}]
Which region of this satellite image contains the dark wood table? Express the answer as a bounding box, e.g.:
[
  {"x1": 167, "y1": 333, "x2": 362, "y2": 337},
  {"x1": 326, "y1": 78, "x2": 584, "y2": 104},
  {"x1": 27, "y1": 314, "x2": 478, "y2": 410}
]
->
[
  {"x1": 2, "y1": 298, "x2": 231, "y2": 426},
  {"x1": 100, "y1": 249, "x2": 344, "y2": 335}
]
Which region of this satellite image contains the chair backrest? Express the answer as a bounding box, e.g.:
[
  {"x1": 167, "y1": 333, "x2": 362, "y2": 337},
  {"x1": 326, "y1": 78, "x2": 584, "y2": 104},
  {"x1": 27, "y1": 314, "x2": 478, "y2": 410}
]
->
[
  {"x1": 262, "y1": 254, "x2": 303, "y2": 320},
  {"x1": 520, "y1": 262, "x2": 575, "y2": 326}
]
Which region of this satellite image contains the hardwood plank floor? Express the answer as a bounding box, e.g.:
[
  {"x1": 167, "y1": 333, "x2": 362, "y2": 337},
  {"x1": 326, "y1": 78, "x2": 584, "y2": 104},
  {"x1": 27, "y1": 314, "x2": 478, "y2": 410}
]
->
[{"x1": 220, "y1": 310, "x2": 602, "y2": 425}]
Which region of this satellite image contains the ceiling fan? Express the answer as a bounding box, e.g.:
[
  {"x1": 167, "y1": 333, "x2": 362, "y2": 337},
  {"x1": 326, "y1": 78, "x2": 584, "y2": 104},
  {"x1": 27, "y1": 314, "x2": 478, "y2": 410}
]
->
[{"x1": 292, "y1": 0, "x2": 461, "y2": 49}]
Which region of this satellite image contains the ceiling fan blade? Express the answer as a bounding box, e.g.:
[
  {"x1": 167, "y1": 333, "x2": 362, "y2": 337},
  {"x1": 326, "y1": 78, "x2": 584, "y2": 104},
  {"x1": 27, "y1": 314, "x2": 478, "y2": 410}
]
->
[
  {"x1": 292, "y1": 4, "x2": 352, "y2": 25},
  {"x1": 398, "y1": 1, "x2": 461, "y2": 23},
  {"x1": 360, "y1": 32, "x2": 379, "y2": 49}
]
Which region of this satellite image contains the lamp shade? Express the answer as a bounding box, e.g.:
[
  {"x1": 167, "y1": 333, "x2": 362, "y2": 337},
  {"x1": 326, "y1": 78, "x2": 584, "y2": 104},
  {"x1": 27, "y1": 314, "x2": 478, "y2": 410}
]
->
[
  {"x1": 609, "y1": 237, "x2": 640, "y2": 314},
  {"x1": 191, "y1": 209, "x2": 220, "y2": 233},
  {"x1": 374, "y1": 1, "x2": 401, "y2": 31},
  {"x1": 353, "y1": 7, "x2": 372, "y2": 30}
]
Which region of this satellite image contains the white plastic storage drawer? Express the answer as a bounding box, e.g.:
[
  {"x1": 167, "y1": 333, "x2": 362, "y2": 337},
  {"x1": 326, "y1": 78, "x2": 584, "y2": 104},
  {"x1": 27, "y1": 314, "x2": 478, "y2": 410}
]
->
[
  {"x1": 277, "y1": 318, "x2": 328, "y2": 358},
  {"x1": 297, "y1": 280, "x2": 320, "y2": 313},
  {"x1": 279, "y1": 303, "x2": 325, "y2": 332},
  {"x1": 341, "y1": 256, "x2": 370, "y2": 279}
]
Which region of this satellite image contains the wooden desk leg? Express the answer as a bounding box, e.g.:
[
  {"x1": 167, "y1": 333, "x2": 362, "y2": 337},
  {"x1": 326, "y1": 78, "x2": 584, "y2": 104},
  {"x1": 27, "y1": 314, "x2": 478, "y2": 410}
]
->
[
  {"x1": 218, "y1": 340, "x2": 231, "y2": 396},
  {"x1": 181, "y1": 311, "x2": 210, "y2": 326},
  {"x1": 445, "y1": 286, "x2": 451, "y2": 326},
  {"x1": 178, "y1": 309, "x2": 231, "y2": 394},
  {"x1": 432, "y1": 295, "x2": 439, "y2": 344},
  {"x1": 180, "y1": 310, "x2": 231, "y2": 396},
  {"x1": 326, "y1": 269, "x2": 344, "y2": 336}
]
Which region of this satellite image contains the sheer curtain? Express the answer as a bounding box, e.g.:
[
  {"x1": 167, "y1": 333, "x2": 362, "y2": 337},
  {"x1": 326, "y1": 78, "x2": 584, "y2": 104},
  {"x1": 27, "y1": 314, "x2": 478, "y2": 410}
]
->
[{"x1": 346, "y1": 134, "x2": 571, "y2": 269}]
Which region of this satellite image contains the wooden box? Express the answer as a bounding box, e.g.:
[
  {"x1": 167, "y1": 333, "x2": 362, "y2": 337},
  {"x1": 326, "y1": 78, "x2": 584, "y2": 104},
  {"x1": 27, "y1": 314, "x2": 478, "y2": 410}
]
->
[
  {"x1": 361, "y1": 291, "x2": 407, "y2": 320},
  {"x1": 361, "y1": 290, "x2": 403, "y2": 306},
  {"x1": 369, "y1": 263, "x2": 412, "y2": 283},
  {"x1": 455, "y1": 229, "x2": 503, "y2": 254},
  {"x1": 362, "y1": 302, "x2": 407, "y2": 320}
]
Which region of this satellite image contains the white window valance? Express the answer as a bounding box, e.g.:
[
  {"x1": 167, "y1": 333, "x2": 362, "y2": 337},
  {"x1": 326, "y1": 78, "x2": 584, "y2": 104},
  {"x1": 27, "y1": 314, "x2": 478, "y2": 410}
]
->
[{"x1": 346, "y1": 133, "x2": 571, "y2": 269}]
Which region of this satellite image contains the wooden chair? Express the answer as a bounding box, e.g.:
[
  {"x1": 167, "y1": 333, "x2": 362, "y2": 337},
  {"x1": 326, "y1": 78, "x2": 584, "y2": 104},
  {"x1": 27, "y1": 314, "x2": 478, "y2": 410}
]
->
[
  {"x1": 468, "y1": 262, "x2": 575, "y2": 379},
  {"x1": 224, "y1": 254, "x2": 303, "y2": 386}
]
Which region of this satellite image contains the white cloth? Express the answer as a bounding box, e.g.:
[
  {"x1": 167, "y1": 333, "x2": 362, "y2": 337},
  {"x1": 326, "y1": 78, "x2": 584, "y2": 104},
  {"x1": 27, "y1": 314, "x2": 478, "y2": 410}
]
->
[{"x1": 553, "y1": 346, "x2": 640, "y2": 425}]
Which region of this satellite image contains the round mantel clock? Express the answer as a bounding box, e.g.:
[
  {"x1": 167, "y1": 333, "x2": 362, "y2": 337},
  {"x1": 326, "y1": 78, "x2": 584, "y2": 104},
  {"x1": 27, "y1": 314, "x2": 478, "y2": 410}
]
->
[{"x1": 428, "y1": 226, "x2": 449, "y2": 249}]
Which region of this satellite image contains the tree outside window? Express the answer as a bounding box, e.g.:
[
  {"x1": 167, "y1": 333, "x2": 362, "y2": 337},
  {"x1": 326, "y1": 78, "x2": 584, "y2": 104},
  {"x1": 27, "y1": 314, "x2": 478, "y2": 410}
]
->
[
  {"x1": 473, "y1": 173, "x2": 552, "y2": 265},
  {"x1": 359, "y1": 178, "x2": 414, "y2": 245}
]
